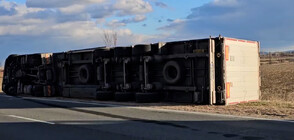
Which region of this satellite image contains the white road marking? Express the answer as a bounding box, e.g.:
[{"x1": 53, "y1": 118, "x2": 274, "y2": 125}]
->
[
  {"x1": 7, "y1": 95, "x2": 294, "y2": 124},
  {"x1": 7, "y1": 115, "x2": 55, "y2": 125}
]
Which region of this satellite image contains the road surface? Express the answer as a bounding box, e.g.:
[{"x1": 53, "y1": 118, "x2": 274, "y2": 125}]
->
[{"x1": 0, "y1": 94, "x2": 293, "y2": 140}]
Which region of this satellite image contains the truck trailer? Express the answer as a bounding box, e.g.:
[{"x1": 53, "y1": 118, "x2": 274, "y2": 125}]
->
[{"x1": 2, "y1": 36, "x2": 260, "y2": 105}]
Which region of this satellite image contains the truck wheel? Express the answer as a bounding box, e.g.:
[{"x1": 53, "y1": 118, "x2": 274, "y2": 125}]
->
[
  {"x1": 114, "y1": 47, "x2": 132, "y2": 57},
  {"x1": 132, "y1": 44, "x2": 152, "y2": 56},
  {"x1": 162, "y1": 61, "x2": 182, "y2": 84},
  {"x1": 96, "y1": 91, "x2": 114, "y2": 100},
  {"x1": 115, "y1": 92, "x2": 134, "y2": 102},
  {"x1": 78, "y1": 65, "x2": 92, "y2": 84},
  {"x1": 135, "y1": 92, "x2": 161, "y2": 103},
  {"x1": 6, "y1": 86, "x2": 17, "y2": 96}
]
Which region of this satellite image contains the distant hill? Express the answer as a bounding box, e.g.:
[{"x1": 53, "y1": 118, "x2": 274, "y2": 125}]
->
[
  {"x1": 284, "y1": 50, "x2": 294, "y2": 53},
  {"x1": 260, "y1": 50, "x2": 294, "y2": 56}
]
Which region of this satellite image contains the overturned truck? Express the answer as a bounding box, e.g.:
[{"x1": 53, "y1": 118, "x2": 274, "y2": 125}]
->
[{"x1": 2, "y1": 36, "x2": 260, "y2": 105}]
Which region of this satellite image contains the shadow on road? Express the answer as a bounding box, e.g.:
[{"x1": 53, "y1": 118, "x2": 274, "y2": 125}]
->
[
  {"x1": 0, "y1": 119, "x2": 288, "y2": 140},
  {"x1": 0, "y1": 93, "x2": 294, "y2": 140},
  {"x1": 0, "y1": 92, "x2": 191, "y2": 109}
]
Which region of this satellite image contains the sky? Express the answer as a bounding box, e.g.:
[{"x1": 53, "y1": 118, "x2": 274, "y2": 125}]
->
[{"x1": 0, "y1": 0, "x2": 293, "y2": 65}]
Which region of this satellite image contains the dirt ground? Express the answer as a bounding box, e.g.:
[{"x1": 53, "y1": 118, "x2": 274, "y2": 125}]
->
[
  {"x1": 150, "y1": 101, "x2": 294, "y2": 120},
  {"x1": 54, "y1": 97, "x2": 294, "y2": 120},
  {"x1": 260, "y1": 63, "x2": 294, "y2": 102},
  {"x1": 61, "y1": 98, "x2": 294, "y2": 120}
]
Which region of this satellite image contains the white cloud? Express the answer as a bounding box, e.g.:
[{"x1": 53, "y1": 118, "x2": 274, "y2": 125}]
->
[
  {"x1": 113, "y1": 0, "x2": 153, "y2": 16},
  {"x1": 0, "y1": 0, "x2": 155, "y2": 63},
  {"x1": 0, "y1": 3, "x2": 150, "y2": 42},
  {"x1": 158, "y1": 19, "x2": 185, "y2": 31},
  {"x1": 133, "y1": 15, "x2": 146, "y2": 22},
  {"x1": 155, "y1": 2, "x2": 168, "y2": 8},
  {"x1": 106, "y1": 20, "x2": 127, "y2": 28},
  {"x1": 26, "y1": 0, "x2": 153, "y2": 20},
  {"x1": 212, "y1": 0, "x2": 238, "y2": 7},
  {"x1": 26, "y1": 0, "x2": 105, "y2": 8},
  {"x1": 86, "y1": 4, "x2": 114, "y2": 19},
  {"x1": 159, "y1": 0, "x2": 294, "y2": 50},
  {"x1": 0, "y1": 1, "x2": 18, "y2": 16},
  {"x1": 59, "y1": 4, "x2": 86, "y2": 14},
  {"x1": 106, "y1": 15, "x2": 147, "y2": 28},
  {"x1": 26, "y1": 0, "x2": 153, "y2": 18}
]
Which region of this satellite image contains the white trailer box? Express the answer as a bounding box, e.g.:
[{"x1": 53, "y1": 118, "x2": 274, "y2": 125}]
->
[{"x1": 222, "y1": 37, "x2": 260, "y2": 105}]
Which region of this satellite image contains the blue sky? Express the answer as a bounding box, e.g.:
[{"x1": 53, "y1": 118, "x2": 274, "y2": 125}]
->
[{"x1": 0, "y1": 0, "x2": 293, "y2": 65}]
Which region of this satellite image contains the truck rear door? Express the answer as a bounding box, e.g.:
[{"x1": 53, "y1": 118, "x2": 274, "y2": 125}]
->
[{"x1": 224, "y1": 38, "x2": 260, "y2": 105}]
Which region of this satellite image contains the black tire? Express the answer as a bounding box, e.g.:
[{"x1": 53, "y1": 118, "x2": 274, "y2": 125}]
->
[
  {"x1": 95, "y1": 47, "x2": 113, "y2": 58},
  {"x1": 78, "y1": 65, "x2": 92, "y2": 84},
  {"x1": 132, "y1": 44, "x2": 152, "y2": 56},
  {"x1": 114, "y1": 47, "x2": 132, "y2": 57},
  {"x1": 135, "y1": 92, "x2": 161, "y2": 103},
  {"x1": 115, "y1": 92, "x2": 134, "y2": 102},
  {"x1": 162, "y1": 61, "x2": 182, "y2": 84},
  {"x1": 6, "y1": 86, "x2": 17, "y2": 96},
  {"x1": 96, "y1": 91, "x2": 114, "y2": 100}
]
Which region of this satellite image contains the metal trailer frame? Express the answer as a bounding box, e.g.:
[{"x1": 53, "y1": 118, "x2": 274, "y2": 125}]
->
[{"x1": 2, "y1": 36, "x2": 260, "y2": 105}]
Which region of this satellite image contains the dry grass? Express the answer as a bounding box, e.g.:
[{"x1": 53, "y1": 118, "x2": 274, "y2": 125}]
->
[
  {"x1": 51, "y1": 96, "x2": 294, "y2": 120},
  {"x1": 261, "y1": 63, "x2": 294, "y2": 102},
  {"x1": 152, "y1": 101, "x2": 294, "y2": 120}
]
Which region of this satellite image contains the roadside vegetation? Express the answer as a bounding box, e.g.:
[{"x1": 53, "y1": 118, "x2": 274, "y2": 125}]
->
[{"x1": 261, "y1": 63, "x2": 294, "y2": 102}]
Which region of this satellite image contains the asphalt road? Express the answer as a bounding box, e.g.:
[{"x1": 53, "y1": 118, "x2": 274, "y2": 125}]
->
[{"x1": 0, "y1": 94, "x2": 293, "y2": 140}]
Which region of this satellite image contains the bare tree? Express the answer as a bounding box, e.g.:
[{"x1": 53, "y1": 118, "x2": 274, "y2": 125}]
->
[
  {"x1": 102, "y1": 30, "x2": 117, "y2": 47},
  {"x1": 112, "y1": 31, "x2": 117, "y2": 47}
]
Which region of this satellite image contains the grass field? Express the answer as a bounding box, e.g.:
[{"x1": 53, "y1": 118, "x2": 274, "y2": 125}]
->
[{"x1": 261, "y1": 63, "x2": 294, "y2": 102}]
